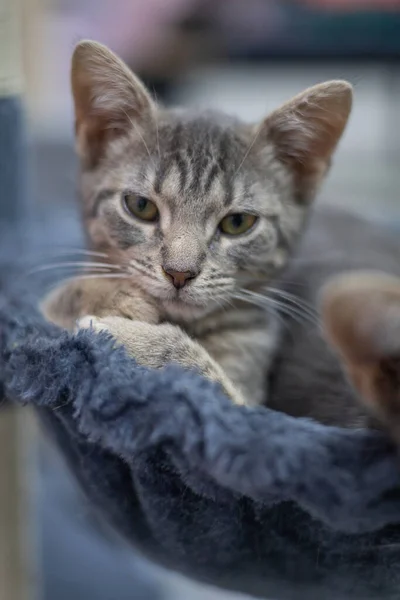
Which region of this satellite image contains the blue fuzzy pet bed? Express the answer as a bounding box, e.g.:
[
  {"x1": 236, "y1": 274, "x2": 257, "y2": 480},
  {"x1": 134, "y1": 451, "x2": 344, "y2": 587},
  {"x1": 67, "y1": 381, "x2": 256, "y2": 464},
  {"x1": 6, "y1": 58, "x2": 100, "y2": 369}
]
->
[{"x1": 2, "y1": 208, "x2": 400, "y2": 600}]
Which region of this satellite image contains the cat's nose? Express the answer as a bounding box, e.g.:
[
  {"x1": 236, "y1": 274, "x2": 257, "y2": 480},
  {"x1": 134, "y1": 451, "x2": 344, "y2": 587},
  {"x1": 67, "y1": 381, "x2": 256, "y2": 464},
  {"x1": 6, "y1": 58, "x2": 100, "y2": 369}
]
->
[{"x1": 162, "y1": 267, "x2": 198, "y2": 289}]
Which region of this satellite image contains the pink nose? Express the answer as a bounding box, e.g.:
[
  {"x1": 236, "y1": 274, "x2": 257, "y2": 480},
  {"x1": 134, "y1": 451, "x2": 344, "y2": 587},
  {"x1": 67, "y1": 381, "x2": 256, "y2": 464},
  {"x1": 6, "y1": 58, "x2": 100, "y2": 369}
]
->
[{"x1": 162, "y1": 267, "x2": 197, "y2": 289}]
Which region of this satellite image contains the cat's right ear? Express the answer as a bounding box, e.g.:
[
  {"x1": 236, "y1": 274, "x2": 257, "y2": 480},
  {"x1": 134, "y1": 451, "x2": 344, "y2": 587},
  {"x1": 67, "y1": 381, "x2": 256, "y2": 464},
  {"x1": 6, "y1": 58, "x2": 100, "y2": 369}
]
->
[
  {"x1": 259, "y1": 81, "x2": 352, "y2": 203},
  {"x1": 71, "y1": 40, "x2": 155, "y2": 167}
]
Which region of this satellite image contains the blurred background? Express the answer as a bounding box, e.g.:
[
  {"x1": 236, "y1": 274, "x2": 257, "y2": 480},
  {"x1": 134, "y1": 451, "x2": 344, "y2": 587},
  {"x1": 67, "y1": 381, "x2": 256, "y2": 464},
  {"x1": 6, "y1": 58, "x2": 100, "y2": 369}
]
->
[
  {"x1": 2, "y1": 0, "x2": 400, "y2": 599},
  {"x1": 29, "y1": 0, "x2": 400, "y2": 225}
]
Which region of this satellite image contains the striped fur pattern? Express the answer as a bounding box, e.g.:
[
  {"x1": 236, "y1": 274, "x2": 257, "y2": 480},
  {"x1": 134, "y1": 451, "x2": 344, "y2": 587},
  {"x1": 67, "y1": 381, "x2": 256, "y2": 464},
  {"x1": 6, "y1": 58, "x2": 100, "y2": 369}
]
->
[{"x1": 43, "y1": 41, "x2": 352, "y2": 406}]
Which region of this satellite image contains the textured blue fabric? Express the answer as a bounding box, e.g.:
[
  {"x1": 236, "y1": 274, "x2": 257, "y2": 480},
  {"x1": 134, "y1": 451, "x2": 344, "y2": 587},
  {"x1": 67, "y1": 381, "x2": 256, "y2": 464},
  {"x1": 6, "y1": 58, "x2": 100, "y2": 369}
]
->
[{"x1": 1, "y1": 265, "x2": 400, "y2": 600}]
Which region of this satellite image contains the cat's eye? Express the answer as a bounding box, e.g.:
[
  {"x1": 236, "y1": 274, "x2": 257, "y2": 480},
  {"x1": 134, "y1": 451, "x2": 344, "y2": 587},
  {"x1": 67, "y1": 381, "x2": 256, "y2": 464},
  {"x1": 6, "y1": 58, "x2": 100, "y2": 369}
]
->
[
  {"x1": 219, "y1": 213, "x2": 257, "y2": 236},
  {"x1": 123, "y1": 193, "x2": 159, "y2": 222}
]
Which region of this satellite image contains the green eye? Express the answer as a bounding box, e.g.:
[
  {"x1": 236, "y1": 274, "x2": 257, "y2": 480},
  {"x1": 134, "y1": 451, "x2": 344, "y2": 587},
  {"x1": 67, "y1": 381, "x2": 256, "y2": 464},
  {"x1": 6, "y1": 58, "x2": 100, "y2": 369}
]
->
[
  {"x1": 123, "y1": 193, "x2": 159, "y2": 222},
  {"x1": 219, "y1": 213, "x2": 257, "y2": 236}
]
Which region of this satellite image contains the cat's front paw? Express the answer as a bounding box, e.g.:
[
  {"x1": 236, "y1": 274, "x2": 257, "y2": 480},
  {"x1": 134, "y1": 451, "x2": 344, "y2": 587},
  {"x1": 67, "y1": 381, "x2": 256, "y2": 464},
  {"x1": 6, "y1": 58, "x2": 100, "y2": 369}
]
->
[
  {"x1": 78, "y1": 315, "x2": 245, "y2": 404},
  {"x1": 78, "y1": 316, "x2": 197, "y2": 370}
]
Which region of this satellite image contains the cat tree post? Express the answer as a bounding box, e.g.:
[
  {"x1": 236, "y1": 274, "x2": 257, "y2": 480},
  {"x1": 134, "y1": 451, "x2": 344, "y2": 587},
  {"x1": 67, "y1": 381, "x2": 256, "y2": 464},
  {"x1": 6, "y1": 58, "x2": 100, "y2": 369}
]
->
[{"x1": 0, "y1": 0, "x2": 38, "y2": 598}]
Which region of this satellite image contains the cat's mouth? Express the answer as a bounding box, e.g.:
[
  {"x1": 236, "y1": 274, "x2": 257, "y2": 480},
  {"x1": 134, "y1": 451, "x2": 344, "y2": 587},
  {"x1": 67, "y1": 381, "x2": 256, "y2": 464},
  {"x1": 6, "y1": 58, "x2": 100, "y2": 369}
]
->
[
  {"x1": 161, "y1": 293, "x2": 216, "y2": 320},
  {"x1": 163, "y1": 297, "x2": 210, "y2": 320},
  {"x1": 142, "y1": 277, "x2": 227, "y2": 319},
  {"x1": 163, "y1": 293, "x2": 202, "y2": 309}
]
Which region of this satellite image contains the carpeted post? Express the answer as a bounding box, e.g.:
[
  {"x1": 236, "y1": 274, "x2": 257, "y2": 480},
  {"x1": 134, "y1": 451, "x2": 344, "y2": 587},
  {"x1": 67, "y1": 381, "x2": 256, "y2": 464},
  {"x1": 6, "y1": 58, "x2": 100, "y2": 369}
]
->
[{"x1": 0, "y1": 1, "x2": 38, "y2": 599}]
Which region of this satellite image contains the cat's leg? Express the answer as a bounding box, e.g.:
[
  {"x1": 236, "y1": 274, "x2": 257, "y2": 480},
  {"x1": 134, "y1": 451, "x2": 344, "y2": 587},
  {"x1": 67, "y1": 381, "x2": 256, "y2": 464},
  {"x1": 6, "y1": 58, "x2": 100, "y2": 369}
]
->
[
  {"x1": 41, "y1": 278, "x2": 160, "y2": 330},
  {"x1": 78, "y1": 316, "x2": 246, "y2": 405},
  {"x1": 320, "y1": 271, "x2": 400, "y2": 443},
  {"x1": 200, "y1": 322, "x2": 279, "y2": 406}
]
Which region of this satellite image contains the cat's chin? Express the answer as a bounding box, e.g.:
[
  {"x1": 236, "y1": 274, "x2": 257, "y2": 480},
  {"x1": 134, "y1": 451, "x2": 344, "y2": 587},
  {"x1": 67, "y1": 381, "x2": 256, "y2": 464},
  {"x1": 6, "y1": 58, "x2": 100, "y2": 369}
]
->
[{"x1": 161, "y1": 298, "x2": 215, "y2": 321}]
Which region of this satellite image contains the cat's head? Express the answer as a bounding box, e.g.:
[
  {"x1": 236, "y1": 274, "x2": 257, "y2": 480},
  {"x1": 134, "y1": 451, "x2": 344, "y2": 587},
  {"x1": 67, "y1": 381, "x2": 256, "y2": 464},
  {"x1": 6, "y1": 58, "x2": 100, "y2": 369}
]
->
[{"x1": 71, "y1": 40, "x2": 352, "y2": 319}]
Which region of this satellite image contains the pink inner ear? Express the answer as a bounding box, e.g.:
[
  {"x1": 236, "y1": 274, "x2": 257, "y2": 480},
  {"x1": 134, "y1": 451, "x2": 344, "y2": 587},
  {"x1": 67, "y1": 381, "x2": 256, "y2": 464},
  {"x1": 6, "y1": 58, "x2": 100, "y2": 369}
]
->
[
  {"x1": 262, "y1": 82, "x2": 352, "y2": 187},
  {"x1": 269, "y1": 108, "x2": 337, "y2": 166},
  {"x1": 71, "y1": 41, "x2": 156, "y2": 168},
  {"x1": 75, "y1": 117, "x2": 121, "y2": 168}
]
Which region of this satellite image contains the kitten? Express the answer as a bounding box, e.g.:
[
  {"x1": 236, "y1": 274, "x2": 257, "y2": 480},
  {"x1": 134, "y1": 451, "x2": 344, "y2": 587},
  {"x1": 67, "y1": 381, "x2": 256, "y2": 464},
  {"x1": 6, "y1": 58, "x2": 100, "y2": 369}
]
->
[{"x1": 42, "y1": 40, "x2": 352, "y2": 407}]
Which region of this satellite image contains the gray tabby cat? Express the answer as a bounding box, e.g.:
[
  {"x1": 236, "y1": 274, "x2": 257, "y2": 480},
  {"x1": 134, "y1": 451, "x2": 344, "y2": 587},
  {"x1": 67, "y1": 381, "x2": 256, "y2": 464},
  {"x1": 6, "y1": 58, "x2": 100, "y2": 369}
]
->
[{"x1": 43, "y1": 40, "x2": 353, "y2": 407}]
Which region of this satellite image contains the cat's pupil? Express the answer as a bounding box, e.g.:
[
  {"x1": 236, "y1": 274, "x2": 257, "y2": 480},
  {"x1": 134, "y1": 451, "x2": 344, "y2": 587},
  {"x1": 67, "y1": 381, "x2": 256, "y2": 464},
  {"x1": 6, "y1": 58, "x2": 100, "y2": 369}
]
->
[
  {"x1": 137, "y1": 197, "x2": 148, "y2": 212},
  {"x1": 231, "y1": 214, "x2": 244, "y2": 229}
]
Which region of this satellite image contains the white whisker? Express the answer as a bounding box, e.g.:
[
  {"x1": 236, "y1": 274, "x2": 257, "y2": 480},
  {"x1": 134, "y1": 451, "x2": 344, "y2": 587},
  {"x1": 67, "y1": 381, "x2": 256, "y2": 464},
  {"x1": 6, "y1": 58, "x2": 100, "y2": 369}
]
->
[
  {"x1": 49, "y1": 248, "x2": 110, "y2": 258},
  {"x1": 43, "y1": 273, "x2": 134, "y2": 295},
  {"x1": 62, "y1": 273, "x2": 132, "y2": 282},
  {"x1": 150, "y1": 86, "x2": 161, "y2": 161},
  {"x1": 235, "y1": 289, "x2": 318, "y2": 327},
  {"x1": 265, "y1": 297, "x2": 317, "y2": 327},
  {"x1": 233, "y1": 293, "x2": 290, "y2": 332},
  {"x1": 242, "y1": 288, "x2": 319, "y2": 323},
  {"x1": 267, "y1": 287, "x2": 319, "y2": 321},
  {"x1": 265, "y1": 304, "x2": 292, "y2": 335},
  {"x1": 154, "y1": 114, "x2": 161, "y2": 161},
  {"x1": 25, "y1": 261, "x2": 122, "y2": 277},
  {"x1": 123, "y1": 109, "x2": 156, "y2": 169},
  {"x1": 234, "y1": 123, "x2": 263, "y2": 177}
]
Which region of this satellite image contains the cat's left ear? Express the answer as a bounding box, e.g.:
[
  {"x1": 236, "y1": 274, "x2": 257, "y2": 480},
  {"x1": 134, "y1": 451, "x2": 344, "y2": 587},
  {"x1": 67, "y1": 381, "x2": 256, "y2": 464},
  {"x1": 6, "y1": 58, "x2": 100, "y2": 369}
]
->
[
  {"x1": 260, "y1": 81, "x2": 352, "y2": 202},
  {"x1": 321, "y1": 271, "x2": 400, "y2": 443},
  {"x1": 71, "y1": 40, "x2": 156, "y2": 167}
]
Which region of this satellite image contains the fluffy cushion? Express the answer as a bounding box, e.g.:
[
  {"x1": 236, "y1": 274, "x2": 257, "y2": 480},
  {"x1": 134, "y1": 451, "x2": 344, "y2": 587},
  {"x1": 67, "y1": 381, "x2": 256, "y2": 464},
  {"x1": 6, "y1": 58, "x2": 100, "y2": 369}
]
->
[{"x1": 2, "y1": 209, "x2": 400, "y2": 600}]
